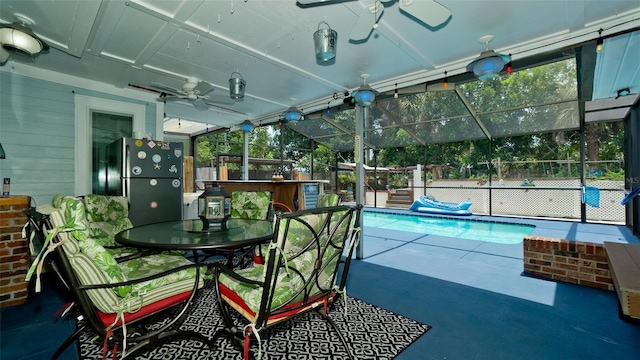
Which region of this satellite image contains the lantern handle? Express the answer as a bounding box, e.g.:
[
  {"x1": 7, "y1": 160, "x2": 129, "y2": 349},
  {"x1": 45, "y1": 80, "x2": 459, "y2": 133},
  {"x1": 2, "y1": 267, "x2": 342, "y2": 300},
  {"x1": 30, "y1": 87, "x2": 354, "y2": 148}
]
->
[
  {"x1": 230, "y1": 71, "x2": 243, "y2": 79},
  {"x1": 317, "y1": 21, "x2": 332, "y2": 31}
]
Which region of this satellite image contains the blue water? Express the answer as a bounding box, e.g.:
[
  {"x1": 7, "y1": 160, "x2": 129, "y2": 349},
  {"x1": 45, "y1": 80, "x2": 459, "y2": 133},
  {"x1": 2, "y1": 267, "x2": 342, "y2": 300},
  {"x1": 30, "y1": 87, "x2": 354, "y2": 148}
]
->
[{"x1": 363, "y1": 212, "x2": 534, "y2": 244}]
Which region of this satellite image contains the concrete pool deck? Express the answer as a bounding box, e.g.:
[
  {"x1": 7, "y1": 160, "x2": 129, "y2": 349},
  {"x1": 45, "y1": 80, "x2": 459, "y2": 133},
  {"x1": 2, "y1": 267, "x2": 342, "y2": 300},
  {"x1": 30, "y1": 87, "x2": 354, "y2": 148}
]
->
[
  {"x1": 344, "y1": 206, "x2": 640, "y2": 359},
  {"x1": 356, "y1": 206, "x2": 640, "y2": 303}
]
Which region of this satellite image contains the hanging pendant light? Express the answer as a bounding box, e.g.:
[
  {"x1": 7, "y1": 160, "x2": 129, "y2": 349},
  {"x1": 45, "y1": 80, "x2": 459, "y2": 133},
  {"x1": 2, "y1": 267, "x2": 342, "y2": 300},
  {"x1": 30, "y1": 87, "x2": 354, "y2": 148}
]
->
[
  {"x1": 229, "y1": 71, "x2": 246, "y2": 99},
  {"x1": 466, "y1": 35, "x2": 511, "y2": 81},
  {"x1": 314, "y1": 21, "x2": 337, "y2": 61},
  {"x1": 282, "y1": 98, "x2": 302, "y2": 121},
  {"x1": 352, "y1": 74, "x2": 377, "y2": 107},
  {"x1": 595, "y1": 28, "x2": 604, "y2": 53},
  {"x1": 239, "y1": 119, "x2": 255, "y2": 132}
]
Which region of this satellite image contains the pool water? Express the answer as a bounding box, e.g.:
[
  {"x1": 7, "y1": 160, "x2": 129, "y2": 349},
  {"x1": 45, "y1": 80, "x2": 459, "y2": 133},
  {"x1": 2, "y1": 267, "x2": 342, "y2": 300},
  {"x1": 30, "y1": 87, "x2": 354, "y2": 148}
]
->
[{"x1": 363, "y1": 212, "x2": 534, "y2": 244}]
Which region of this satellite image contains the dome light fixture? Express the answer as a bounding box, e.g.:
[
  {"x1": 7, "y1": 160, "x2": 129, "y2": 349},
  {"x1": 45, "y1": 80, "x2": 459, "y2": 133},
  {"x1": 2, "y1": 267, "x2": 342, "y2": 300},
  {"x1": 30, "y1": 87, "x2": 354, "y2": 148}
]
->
[
  {"x1": 0, "y1": 20, "x2": 49, "y2": 62},
  {"x1": 466, "y1": 35, "x2": 511, "y2": 81},
  {"x1": 282, "y1": 98, "x2": 302, "y2": 121},
  {"x1": 352, "y1": 74, "x2": 377, "y2": 107},
  {"x1": 239, "y1": 119, "x2": 254, "y2": 132}
]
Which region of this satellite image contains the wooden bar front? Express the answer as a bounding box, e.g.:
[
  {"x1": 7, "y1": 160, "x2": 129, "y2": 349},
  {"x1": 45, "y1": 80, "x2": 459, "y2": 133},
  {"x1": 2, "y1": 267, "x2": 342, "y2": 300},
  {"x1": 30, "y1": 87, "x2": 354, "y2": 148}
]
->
[{"x1": 214, "y1": 180, "x2": 327, "y2": 211}]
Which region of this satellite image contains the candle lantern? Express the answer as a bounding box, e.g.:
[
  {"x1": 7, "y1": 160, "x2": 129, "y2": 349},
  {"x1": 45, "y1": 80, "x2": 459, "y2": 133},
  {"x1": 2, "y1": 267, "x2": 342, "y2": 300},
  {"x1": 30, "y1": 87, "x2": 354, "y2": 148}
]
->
[{"x1": 198, "y1": 183, "x2": 230, "y2": 230}]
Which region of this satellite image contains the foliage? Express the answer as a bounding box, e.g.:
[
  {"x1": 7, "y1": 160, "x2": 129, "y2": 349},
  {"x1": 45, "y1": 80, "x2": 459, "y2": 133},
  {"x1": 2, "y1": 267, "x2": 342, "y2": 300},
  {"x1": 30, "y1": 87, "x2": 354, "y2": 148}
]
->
[
  {"x1": 192, "y1": 57, "x2": 624, "y2": 186},
  {"x1": 388, "y1": 173, "x2": 408, "y2": 188},
  {"x1": 338, "y1": 172, "x2": 355, "y2": 189}
]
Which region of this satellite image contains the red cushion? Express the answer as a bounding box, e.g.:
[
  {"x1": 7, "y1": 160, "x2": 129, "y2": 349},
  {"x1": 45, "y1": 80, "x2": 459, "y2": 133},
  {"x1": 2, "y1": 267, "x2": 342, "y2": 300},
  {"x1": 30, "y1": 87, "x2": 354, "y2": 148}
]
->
[
  {"x1": 219, "y1": 283, "x2": 334, "y2": 322},
  {"x1": 97, "y1": 291, "x2": 192, "y2": 327}
]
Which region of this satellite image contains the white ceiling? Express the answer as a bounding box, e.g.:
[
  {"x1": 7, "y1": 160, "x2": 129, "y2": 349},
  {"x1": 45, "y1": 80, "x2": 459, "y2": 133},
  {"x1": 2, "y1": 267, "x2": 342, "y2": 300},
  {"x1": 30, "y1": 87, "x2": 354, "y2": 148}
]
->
[{"x1": 1, "y1": 0, "x2": 639, "y2": 136}]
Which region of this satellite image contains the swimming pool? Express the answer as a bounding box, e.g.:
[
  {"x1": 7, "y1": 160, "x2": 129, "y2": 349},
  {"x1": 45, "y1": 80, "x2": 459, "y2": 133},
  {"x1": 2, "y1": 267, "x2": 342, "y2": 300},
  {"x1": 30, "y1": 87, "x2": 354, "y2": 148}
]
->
[{"x1": 362, "y1": 211, "x2": 534, "y2": 244}]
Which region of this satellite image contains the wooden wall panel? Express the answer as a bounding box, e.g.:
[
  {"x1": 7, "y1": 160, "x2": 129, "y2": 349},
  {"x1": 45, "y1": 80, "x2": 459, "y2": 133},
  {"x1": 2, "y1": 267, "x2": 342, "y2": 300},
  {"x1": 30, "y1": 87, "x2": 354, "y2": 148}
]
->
[{"x1": 0, "y1": 72, "x2": 156, "y2": 206}]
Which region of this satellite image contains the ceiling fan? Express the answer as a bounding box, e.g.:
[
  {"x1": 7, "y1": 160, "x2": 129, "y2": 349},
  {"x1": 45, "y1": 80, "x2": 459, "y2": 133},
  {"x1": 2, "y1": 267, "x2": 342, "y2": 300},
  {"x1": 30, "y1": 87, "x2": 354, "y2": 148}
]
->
[
  {"x1": 149, "y1": 77, "x2": 235, "y2": 111},
  {"x1": 298, "y1": 0, "x2": 452, "y2": 41}
]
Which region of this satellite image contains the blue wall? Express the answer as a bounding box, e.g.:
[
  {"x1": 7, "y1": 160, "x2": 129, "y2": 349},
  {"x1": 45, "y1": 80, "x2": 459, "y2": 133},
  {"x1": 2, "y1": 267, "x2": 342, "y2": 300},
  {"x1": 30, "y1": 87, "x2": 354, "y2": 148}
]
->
[{"x1": 0, "y1": 72, "x2": 156, "y2": 206}]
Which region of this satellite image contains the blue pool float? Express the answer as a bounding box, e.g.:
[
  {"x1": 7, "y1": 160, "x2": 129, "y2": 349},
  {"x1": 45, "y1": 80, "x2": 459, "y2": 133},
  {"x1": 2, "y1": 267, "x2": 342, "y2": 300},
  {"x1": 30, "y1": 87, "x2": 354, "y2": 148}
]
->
[{"x1": 409, "y1": 196, "x2": 473, "y2": 216}]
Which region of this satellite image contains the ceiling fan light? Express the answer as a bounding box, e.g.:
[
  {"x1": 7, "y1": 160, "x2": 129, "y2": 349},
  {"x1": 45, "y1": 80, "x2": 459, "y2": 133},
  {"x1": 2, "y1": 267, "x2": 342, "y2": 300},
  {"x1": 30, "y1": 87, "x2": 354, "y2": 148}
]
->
[
  {"x1": 466, "y1": 50, "x2": 511, "y2": 80},
  {"x1": 239, "y1": 119, "x2": 254, "y2": 132},
  {"x1": 0, "y1": 22, "x2": 49, "y2": 56},
  {"x1": 314, "y1": 21, "x2": 337, "y2": 61},
  {"x1": 283, "y1": 106, "x2": 302, "y2": 121},
  {"x1": 352, "y1": 84, "x2": 377, "y2": 106}
]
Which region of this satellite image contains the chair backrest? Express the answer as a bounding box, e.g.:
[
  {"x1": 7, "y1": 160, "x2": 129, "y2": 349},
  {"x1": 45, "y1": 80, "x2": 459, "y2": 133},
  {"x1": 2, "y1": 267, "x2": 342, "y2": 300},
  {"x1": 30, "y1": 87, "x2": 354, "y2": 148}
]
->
[
  {"x1": 316, "y1": 192, "x2": 340, "y2": 207},
  {"x1": 230, "y1": 191, "x2": 273, "y2": 220},
  {"x1": 42, "y1": 196, "x2": 127, "y2": 334},
  {"x1": 48, "y1": 195, "x2": 130, "y2": 297},
  {"x1": 83, "y1": 194, "x2": 133, "y2": 246},
  {"x1": 37, "y1": 198, "x2": 207, "y2": 359},
  {"x1": 256, "y1": 205, "x2": 359, "y2": 327}
]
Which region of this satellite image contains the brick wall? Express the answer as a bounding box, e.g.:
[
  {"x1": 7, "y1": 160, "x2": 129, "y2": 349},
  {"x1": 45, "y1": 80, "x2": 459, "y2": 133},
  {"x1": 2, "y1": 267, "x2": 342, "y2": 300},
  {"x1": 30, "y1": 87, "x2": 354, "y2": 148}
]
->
[
  {"x1": 0, "y1": 196, "x2": 31, "y2": 307},
  {"x1": 523, "y1": 236, "x2": 613, "y2": 291}
]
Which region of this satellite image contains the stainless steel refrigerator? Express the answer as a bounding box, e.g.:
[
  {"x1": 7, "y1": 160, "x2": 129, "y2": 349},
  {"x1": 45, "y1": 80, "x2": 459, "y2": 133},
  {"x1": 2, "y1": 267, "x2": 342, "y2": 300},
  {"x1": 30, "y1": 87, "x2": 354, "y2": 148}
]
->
[{"x1": 106, "y1": 138, "x2": 183, "y2": 226}]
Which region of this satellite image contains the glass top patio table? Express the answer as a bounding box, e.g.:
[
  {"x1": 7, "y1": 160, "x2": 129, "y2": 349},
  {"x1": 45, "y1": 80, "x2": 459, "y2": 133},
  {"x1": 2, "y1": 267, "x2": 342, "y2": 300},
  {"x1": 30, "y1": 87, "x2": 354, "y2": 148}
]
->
[{"x1": 115, "y1": 218, "x2": 274, "y2": 252}]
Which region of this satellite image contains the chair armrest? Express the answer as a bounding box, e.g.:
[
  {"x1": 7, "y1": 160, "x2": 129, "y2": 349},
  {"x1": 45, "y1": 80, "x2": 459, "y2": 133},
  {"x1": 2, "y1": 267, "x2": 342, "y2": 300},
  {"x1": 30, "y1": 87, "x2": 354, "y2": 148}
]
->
[
  {"x1": 78, "y1": 262, "x2": 204, "y2": 291},
  {"x1": 212, "y1": 263, "x2": 264, "y2": 286}
]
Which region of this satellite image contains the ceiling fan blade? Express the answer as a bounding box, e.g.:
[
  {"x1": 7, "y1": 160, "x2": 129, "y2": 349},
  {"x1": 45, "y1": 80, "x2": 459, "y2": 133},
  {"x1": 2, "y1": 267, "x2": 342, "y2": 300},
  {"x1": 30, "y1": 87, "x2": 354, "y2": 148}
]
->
[
  {"x1": 204, "y1": 94, "x2": 236, "y2": 105},
  {"x1": 160, "y1": 95, "x2": 186, "y2": 102},
  {"x1": 149, "y1": 82, "x2": 183, "y2": 95},
  {"x1": 349, "y1": 1, "x2": 384, "y2": 41},
  {"x1": 297, "y1": 0, "x2": 342, "y2": 4},
  {"x1": 192, "y1": 98, "x2": 209, "y2": 111},
  {"x1": 399, "y1": 0, "x2": 451, "y2": 27},
  {"x1": 193, "y1": 81, "x2": 215, "y2": 96}
]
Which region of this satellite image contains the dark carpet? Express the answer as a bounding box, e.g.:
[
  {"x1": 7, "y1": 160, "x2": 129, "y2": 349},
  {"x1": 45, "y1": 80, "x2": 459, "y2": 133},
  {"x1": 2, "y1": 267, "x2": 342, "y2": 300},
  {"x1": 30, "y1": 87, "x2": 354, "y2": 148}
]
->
[{"x1": 78, "y1": 281, "x2": 431, "y2": 359}]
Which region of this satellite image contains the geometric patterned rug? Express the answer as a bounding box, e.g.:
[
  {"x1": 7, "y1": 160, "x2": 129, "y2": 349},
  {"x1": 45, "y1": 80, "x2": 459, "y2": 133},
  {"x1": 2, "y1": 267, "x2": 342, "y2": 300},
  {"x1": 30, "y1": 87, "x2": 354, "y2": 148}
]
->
[{"x1": 78, "y1": 281, "x2": 430, "y2": 359}]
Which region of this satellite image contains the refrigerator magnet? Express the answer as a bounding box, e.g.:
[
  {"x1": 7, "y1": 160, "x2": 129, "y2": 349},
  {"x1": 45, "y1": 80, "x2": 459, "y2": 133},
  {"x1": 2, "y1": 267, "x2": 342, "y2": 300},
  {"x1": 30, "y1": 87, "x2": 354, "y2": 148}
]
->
[
  {"x1": 132, "y1": 166, "x2": 142, "y2": 175},
  {"x1": 147, "y1": 140, "x2": 156, "y2": 148},
  {"x1": 137, "y1": 151, "x2": 146, "y2": 159},
  {"x1": 172, "y1": 179, "x2": 181, "y2": 188},
  {"x1": 169, "y1": 164, "x2": 178, "y2": 174},
  {"x1": 150, "y1": 201, "x2": 158, "y2": 209},
  {"x1": 149, "y1": 179, "x2": 158, "y2": 186},
  {"x1": 152, "y1": 154, "x2": 162, "y2": 163}
]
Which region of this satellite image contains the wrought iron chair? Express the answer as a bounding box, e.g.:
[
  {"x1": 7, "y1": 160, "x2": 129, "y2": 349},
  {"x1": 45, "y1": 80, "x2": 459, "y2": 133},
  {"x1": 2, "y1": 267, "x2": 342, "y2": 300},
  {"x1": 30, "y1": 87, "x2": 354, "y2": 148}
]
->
[
  {"x1": 213, "y1": 204, "x2": 362, "y2": 360},
  {"x1": 26, "y1": 195, "x2": 211, "y2": 359},
  {"x1": 218, "y1": 190, "x2": 274, "y2": 267}
]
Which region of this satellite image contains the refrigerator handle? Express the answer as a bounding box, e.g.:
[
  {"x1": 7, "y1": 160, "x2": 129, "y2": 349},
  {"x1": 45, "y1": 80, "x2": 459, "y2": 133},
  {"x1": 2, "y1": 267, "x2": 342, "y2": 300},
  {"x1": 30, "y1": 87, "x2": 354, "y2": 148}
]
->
[
  {"x1": 124, "y1": 142, "x2": 131, "y2": 178},
  {"x1": 122, "y1": 177, "x2": 130, "y2": 198}
]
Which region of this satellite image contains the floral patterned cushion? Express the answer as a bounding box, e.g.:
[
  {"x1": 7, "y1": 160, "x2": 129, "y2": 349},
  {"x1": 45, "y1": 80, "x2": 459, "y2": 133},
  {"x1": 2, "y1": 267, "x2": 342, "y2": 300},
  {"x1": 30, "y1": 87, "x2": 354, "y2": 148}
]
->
[
  {"x1": 67, "y1": 250, "x2": 202, "y2": 314},
  {"x1": 220, "y1": 208, "x2": 352, "y2": 314},
  {"x1": 230, "y1": 191, "x2": 272, "y2": 220},
  {"x1": 84, "y1": 194, "x2": 134, "y2": 247},
  {"x1": 316, "y1": 193, "x2": 340, "y2": 207},
  {"x1": 49, "y1": 196, "x2": 131, "y2": 296},
  {"x1": 119, "y1": 253, "x2": 202, "y2": 296},
  {"x1": 50, "y1": 194, "x2": 202, "y2": 299}
]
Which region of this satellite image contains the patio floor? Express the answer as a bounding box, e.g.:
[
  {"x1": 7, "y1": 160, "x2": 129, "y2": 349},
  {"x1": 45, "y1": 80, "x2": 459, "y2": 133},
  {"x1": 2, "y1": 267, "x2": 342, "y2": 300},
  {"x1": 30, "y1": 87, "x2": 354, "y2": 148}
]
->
[
  {"x1": 345, "y1": 207, "x2": 640, "y2": 359},
  {"x1": 1, "y1": 207, "x2": 639, "y2": 359}
]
